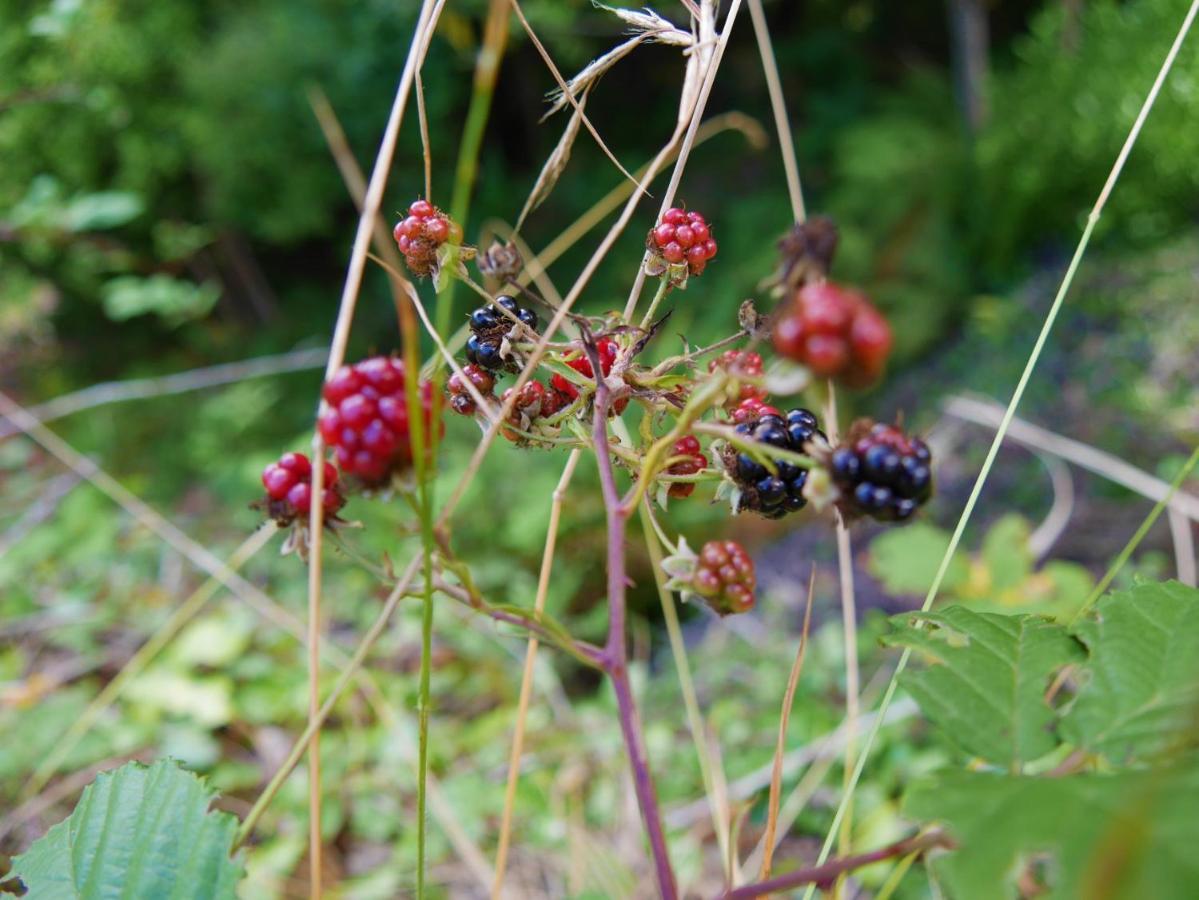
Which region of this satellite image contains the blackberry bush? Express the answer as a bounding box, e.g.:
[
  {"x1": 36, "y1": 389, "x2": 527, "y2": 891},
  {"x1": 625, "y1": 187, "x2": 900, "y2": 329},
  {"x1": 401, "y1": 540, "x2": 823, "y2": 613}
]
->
[
  {"x1": 317, "y1": 356, "x2": 443, "y2": 487},
  {"x1": 830, "y1": 421, "x2": 933, "y2": 522}
]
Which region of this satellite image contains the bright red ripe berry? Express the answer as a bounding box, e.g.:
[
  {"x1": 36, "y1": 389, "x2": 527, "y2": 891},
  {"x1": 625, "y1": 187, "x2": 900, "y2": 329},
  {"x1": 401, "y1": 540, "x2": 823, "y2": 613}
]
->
[
  {"x1": 259, "y1": 453, "x2": 344, "y2": 526},
  {"x1": 692, "y1": 541, "x2": 756, "y2": 615},
  {"x1": 666, "y1": 435, "x2": 708, "y2": 499},
  {"x1": 772, "y1": 279, "x2": 891, "y2": 386},
  {"x1": 710, "y1": 349, "x2": 767, "y2": 406},
  {"x1": 320, "y1": 357, "x2": 443, "y2": 486},
  {"x1": 648, "y1": 206, "x2": 717, "y2": 277},
  {"x1": 409, "y1": 199, "x2": 434, "y2": 218},
  {"x1": 550, "y1": 337, "x2": 625, "y2": 413},
  {"x1": 731, "y1": 397, "x2": 781, "y2": 425}
]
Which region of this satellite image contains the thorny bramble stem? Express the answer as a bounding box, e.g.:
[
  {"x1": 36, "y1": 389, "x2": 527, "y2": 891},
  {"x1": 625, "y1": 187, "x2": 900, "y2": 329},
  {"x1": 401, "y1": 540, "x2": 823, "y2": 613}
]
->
[
  {"x1": 722, "y1": 830, "x2": 951, "y2": 899},
  {"x1": 587, "y1": 339, "x2": 678, "y2": 900}
]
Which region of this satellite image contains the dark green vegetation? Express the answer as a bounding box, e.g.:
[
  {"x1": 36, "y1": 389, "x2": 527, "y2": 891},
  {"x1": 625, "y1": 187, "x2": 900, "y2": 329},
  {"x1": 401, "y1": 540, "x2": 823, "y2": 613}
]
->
[{"x1": 2, "y1": 1, "x2": 1198, "y2": 897}]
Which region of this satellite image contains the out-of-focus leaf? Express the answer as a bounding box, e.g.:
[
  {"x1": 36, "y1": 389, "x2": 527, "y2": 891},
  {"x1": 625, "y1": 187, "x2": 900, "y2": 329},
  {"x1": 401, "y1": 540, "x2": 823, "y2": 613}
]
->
[
  {"x1": 12, "y1": 759, "x2": 243, "y2": 898},
  {"x1": 62, "y1": 191, "x2": 144, "y2": 231},
  {"x1": 906, "y1": 764, "x2": 1199, "y2": 900},
  {"x1": 101, "y1": 275, "x2": 220, "y2": 325},
  {"x1": 1061, "y1": 581, "x2": 1199, "y2": 763},
  {"x1": 868, "y1": 522, "x2": 968, "y2": 595},
  {"x1": 883, "y1": 606, "x2": 1082, "y2": 766}
]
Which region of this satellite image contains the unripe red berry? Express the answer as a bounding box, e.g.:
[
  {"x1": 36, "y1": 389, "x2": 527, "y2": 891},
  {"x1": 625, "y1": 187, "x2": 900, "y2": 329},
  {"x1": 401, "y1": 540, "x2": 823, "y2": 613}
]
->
[
  {"x1": 666, "y1": 435, "x2": 708, "y2": 499},
  {"x1": 772, "y1": 279, "x2": 891, "y2": 387},
  {"x1": 647, "y1": 206, "x2": 717, "y2": 278},
  {"x1": 692, "y1": 540, "x2": 756, "y2": 615},
  {"x1": 320, "y1": 357, "x2": 443, "y2": 486},
  {"x1": 259, "y1": 453, "x2": 344, "y2": 526},
  {"x1": 394, "y1": 199, "x2": 458, "y2": 278}
]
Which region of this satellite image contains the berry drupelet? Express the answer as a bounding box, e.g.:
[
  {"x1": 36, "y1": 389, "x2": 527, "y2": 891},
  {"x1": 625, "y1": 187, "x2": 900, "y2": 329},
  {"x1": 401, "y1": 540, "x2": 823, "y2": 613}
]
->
[
  {"x1": 647, "y1": 207, "x2": 717, "y2": 277},
  {"x1": 393, "y1": 199, "x2": 460, "y2": 278},
  {"x1": 831, "y1": 421, "x2": 933, "y2": 523},
  {"x1": 692, "y1": 540, "x2": 756, "y2": 615},
  {"x1": 773, "y1": 280, "x2": 893, "y2": 387},
  {"x1": 260, "y1": 452, "x2": 344, "y2": 526},
  {"x1": 709, "y1": 349, "x2": 767, "y2": 407},
  {"x1": 666, "y1": 435, "x2": 708, "y2": 499},
  {"x1": 726, "y1": 406, "x2": 825, "y2": 519},
  {"x1": 317, "y1": 356, "x2": 443, "y2": 487},
  {"x1": 446, "y1": 364, "x2": 496, "y2": 416},
  {"x1": 465, "y1": 295, "x2": 539, "y2": 372}
]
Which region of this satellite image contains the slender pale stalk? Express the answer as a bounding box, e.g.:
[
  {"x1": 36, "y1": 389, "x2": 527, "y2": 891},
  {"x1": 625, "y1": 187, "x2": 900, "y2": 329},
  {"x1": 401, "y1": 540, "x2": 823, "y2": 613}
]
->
[
  {"x1": 640, "y1": 503, "x2": 733, "y2": 882},
  {"x1": 804, "y1": 4, "x2": 1199, "y2": 889},
  {"x1": 760, "y1": 568, "x2": 816, "y2": 882},
  {"x1": 234, "y1": 557, "x2": 424, "y2": 851},
  {"x1": 638, "y1": 277, "x2": 673, "y2": 330},
  {"x1": 492, "y1": 450, "x2": 581, "y2": 898},
  {"x1": 746, "y1": 0, "x2": 805, "y2": 222}
]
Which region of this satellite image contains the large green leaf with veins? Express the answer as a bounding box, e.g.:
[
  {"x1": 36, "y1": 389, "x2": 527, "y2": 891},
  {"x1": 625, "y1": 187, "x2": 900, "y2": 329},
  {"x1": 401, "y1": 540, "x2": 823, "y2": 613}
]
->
[
  {"x1": 13, "y1": 759, "x2": 243, "y2": 899},
  {"x1": 906, "y1": 763, "x2": 1199, "y2": 900},
  {"x1": 883, "y1": 606, "x2": 1083, "y2": 767},
  {"x1": 1061, "y1": 580, "x2": 1199, "y2": 762}
]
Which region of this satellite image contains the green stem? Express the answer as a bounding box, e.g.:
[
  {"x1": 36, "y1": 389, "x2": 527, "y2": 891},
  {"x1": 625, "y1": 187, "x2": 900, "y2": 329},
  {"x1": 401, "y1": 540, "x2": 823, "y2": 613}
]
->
[{"x1": 638, "y1": 277, "x2": 673, "y2": 330}]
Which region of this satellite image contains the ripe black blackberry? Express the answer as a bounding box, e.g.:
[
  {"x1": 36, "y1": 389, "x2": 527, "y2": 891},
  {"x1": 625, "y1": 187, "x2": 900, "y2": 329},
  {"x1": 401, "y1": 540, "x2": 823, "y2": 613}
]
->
[
  {"x1": 724, "y1": 406, "x2": 825, "y2": 519},
  {"x1": 831, "y1": 421, "x2": 932, "y2": 523},
  {"x1": 465, "y1": 295, "x2": 538, "y2": 372}
]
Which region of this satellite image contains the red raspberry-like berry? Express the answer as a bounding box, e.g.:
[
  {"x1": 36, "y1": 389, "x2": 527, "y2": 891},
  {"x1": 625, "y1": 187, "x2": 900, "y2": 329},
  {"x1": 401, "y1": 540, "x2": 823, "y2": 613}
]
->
[
  {"x1": 317, "y1": 356, "x2": 444, "y2": 486},
  {"x1": 829, "y1": 420, "x2": 933, "y2": 523},
  {"x1": 499, "y1": 379, "x2": 565, "y2": 442},
  {"x1": 446, "y1": 364, "x2": 496, "y2": 416},
  {"x1": 550, "y1": 337, "x2": 628, "y2": 414},
  {"x1": 393, "y1": 199, "x2": 461, "y2": 278},
  {"x1": 709, "y1": 350, "x2": 767, "y2": 407},
  {"x1": 692, "y1": 540, "x2": 755, "y2": 615},
  {"x1": 260, "y1": 452, "x2": 344, "y2": 526},
  {"x1": 772, "y1": 280, "x2": 893, "y2": 386},
  {"x1": 730, "y1": 397, "x2": 782, "y2": 425},
  {"x1": 666, "y1": 435, "x2": 708, "y2": 499},
  {"x1": 647, "y1": 206, "x2": 717, "y2": 277}
]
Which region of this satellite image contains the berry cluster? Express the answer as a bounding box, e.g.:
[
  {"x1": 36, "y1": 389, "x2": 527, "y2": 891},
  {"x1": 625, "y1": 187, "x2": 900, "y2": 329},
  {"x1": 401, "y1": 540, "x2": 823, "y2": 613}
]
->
[
  {"x1": 260, "y1": 452, "x2": 344, "y2": 526},
  {"x1": 500, "y1": 380, "x2": 567, "y2": 442},
  {"x1": 393, "y1": 199, "x2": 460, "y2": 278},
  {"x1": 730, "y1": 396, "x2": 780, "y2": 426},
  {"x1": 709, "y1": 350, "x2": 767, "y2": 408},
  {"x1": 466, "y1": 295, "x2": 539, "y2": 372},
  {"x1": 446, "y1": 364, "x2": 496, "y2": 416},
  {"x1": 692, "y1": 540, "x2": 756, "y2": 616},
  {"x1": 666, "y1": 435, "x2": 708, "y2": 499},
  {"x1": 726, "y1": 406, "x2": 825, "y2": 519},
  {"x1": 318, "y1": 356, "x2": 442, "y2": 486},
  {"x1": 831, "y1": 421, "x2": 932, "y2": 522},
  {"x1": 647, "y1": 207, "x2": 717, "y2": 278},
  {"x1": 551, "y1": 336, "x2": 626, "y2": 414},
  {"x1": 773, "y1": 281, "x2": 893, "y2": 387}
]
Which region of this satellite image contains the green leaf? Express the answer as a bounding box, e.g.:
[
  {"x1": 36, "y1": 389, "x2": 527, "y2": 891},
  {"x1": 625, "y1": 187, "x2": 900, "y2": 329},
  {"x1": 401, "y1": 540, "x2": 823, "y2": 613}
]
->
[
  {"x1": 101, "y1": 275, "x2": 220, "y2": 326},
  {"x1": 980, "y1": 514, "x2": 1033, "y2": 592},
  {"x1": 906, "y1": 764, "x2": 1199, "y2": 900},
  {"x1": 1061, "y1": 581, "x2": 1199, "y2": 763},
  {"x1": 62, "y1": 191, "x2": 145, "y2": 231},
  {"x1": 868, "y1": 522, "x2": 968, "y2": 595},
  {"x1": 13, "y1": 759, "x2": 243, "y2": 899},
  {"x1": 883, "y1": 606, "x2": 1083, "y2": 767}
]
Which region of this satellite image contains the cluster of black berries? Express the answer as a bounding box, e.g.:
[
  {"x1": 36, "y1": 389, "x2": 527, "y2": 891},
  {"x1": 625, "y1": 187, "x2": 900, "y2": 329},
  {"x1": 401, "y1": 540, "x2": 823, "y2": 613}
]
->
[
  {"x1": 831, "y1": 422, "x2": 932, "y2": 522},
  {"x1": 465, "y1": 295, "x2": 538, "y2": 372},
  {"x1": 727, "y1": 404, "x2": 825, "y2": 519}
]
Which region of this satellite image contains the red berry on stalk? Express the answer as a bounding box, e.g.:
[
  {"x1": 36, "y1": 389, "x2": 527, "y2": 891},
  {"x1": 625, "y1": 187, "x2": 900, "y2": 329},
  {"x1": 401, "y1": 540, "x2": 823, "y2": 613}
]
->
[
  {"x1": 772, "y1": 280, "x2": 892, "y2": 387},
  {"x1": 550, "y1": 337, "x2": 626, "y2": 412},
  {"x1": 648, "y1": 206, "x2": 717, "y2": 277},
  {"x1": 393, "y1": 199, "x2": 458, "y2": 278},
  {"x1": 446, "y1": 364, "x2": 496, "y2": 416},
  {"x1": 692, "y1": 540, "x2": 756, "y2": 615},
  {"x1": 259, "y1": 453, "x2": 344, "y2": 526},
  {"x1": 666, "y1": 435, "x2": 708, "y2": 499},
  {"x1": 710, "y1": 350, "x2": 767, "y2": 406},
  {"x1": 319, "y1": 356, "x2": 443, "y2": 486},
  {"x1": 731, "y1": 397, "x2": 781, "y2": 425}
]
